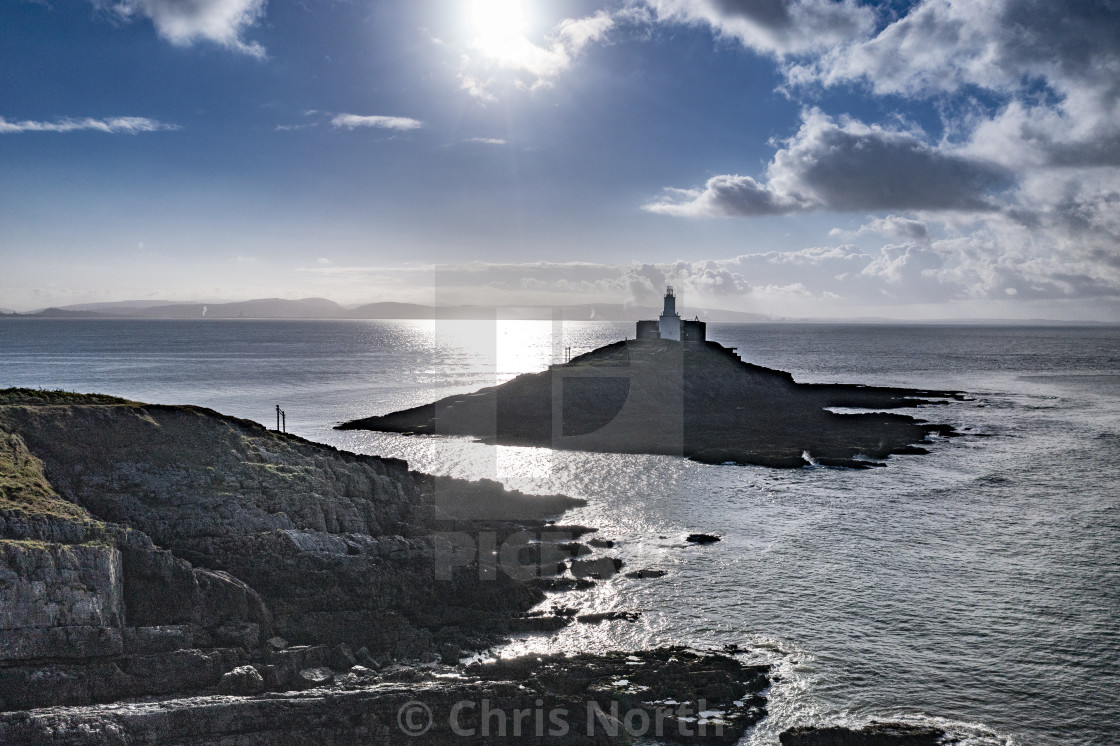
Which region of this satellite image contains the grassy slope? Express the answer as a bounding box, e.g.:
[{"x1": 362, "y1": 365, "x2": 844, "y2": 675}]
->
[{"x1": 0, "y1": 431, "x2": 91, "y2": 522}]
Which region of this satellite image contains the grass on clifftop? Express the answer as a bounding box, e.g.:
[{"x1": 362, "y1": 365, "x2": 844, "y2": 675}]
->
[
  {"x1": 0, "y1": 388, "x2": 134, "y2": 407},
  {"x1": 0, "y1": 431, "x2": 91, "y2": 521}
]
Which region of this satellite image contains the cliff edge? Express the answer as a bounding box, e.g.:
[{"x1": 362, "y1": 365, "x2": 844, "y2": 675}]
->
[{"x1": 0, "y1": 388, "x2": 586, "y2": 713}]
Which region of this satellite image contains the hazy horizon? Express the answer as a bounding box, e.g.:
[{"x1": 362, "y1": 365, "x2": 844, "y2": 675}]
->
[
  {"x1": 3, "y1": 1, "x2": 1119, "y2": 321},
  {"x1": 4, "y1": 293, "x2": 1118, "y2": 325}
]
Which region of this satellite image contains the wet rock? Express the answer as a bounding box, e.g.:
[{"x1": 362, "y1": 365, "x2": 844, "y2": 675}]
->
[
  {"x1": 577, "y1": 611, "x2": 641, "y2": 624},
  {"x1": 508, "y1": 611, "x2": 572, "y2": 632},
  {"x1": 571, "y1": 556, "x2": 624, "y2": 579},
  {"x1": 0, "y1": 647, "x2": 770, "y2": 745},
  {"x1": 266, "y1": 635, "x2": 288, "y2": 651},
  {"x1": 779, "y1": 722, "x2": 954, "y2": 745},
  {"x1": 625, "y1": 568, "x2": 667, "y2": 579},
  {"x1": 557, "y1": 541, "x2": 592, "y2": 556},
  {"x1": 686, "y1": 533, "x2": 720, "y2": 544}
]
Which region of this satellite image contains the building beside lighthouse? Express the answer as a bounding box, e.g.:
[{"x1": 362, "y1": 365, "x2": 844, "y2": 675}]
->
[{"x1": 636, "y1": 286, "x2": 706, "y2": 342}]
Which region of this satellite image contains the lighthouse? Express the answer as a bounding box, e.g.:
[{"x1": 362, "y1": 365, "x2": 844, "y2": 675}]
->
[
  {"x1": 658, "y1": 285, "x2": 681, "y2": 341},
  {"x1": 635, "y1": 287, "x2": 706, "y2": 342}
]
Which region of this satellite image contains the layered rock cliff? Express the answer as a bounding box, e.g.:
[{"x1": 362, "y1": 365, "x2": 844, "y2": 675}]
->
[{"x1": 0, "y1": 389, "x2": 583, "y2": 712}]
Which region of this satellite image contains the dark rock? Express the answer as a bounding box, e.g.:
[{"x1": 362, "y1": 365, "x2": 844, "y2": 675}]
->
[
  {"x1": 438, "y1": 642, "x2": 462, "y2": 664},
  {"x1": 210, "y1": 620, "x2": 261, "y2": 649},
  {"x1": 508, "y1": 611, "x2": 572, "y2": 632},
  {"x1": 557, "y1": 541, "x2": 592, "y2": 556},
  {"x1": 0, "y1": 390, "x2": 596, "y2": 711},
  {"x1": 779, "y1": 722, "x2": 954, "y2": 745},
  {"x1": 255, "y1": 664, "x2": 284, "y2": 690},
  {"x1": 686, "y1": 533, "x2": 721, "y2": 544},
  {"x1": 625, "y1": 568, "x2": 667, "y2": 579},
  {"x1": 330, "y1": 642, "x2": 357, "y2": 671},
  {"x1": 0, "y1": 647, "x2": 770, "y2": 745},
  {"x1": 295, "y1": 666, "x2": 334, "y2": 689},
  {"x1": 571, "y1": 556, "x2": 624, "y2": 579},
  {"x1": 576, "y1": 611, "x2": 641, "y2": 623},
  {"x1": 216, "y1": 665, "x2": 265, "y2": 695},
  {"x1": 123, "y1": 625, "x2": 194, "y2": 654}
]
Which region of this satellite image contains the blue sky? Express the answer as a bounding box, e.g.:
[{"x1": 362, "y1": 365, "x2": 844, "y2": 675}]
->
[{"x1": 2, "y1": 0, "x2": 1119, "y2": 319}]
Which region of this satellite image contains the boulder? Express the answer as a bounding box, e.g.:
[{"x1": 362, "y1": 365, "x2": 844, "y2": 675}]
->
[
  {"x1": 296, "y1": 667, "x2": 334, "y2": 689},
  {"x1": 216, "y1": 665, "x2": 265, "y2": 696}
]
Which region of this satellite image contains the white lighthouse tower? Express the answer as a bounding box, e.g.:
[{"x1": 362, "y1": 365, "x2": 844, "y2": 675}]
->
[{"x1": 658, "y1": 285, "x2": 681, "y2": 341}]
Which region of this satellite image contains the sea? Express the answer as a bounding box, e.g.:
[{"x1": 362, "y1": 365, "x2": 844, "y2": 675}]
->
[{"x1": 1, "y1": 318, "x2": 1117, "y2": 745}]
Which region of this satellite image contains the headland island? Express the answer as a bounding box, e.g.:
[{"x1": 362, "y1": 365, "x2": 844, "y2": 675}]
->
[{"x1": 340, "y1": 287, "x2": 966, "y2": 469}]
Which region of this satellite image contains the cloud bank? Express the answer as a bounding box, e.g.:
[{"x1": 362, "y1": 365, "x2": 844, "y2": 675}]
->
[
  {"x1": 644, "y1": 110, "x2": 1009, "y2": 217},
  {"x1": 638, "y1": 0, "x2": 1120, "y2": 311}
]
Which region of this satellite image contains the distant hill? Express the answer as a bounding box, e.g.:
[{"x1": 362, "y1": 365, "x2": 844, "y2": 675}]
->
[
  {"x1": 4, "y1": 297, "x2": 771, "y2": 322},
  {"x1": 10, "y1": 298, "x2": 1099, "y2": 324}
]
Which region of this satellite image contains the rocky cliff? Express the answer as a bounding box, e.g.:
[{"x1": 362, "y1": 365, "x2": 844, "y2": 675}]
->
[{"x1": 0, "y1": 389, "x2": 584, "y2": 713}]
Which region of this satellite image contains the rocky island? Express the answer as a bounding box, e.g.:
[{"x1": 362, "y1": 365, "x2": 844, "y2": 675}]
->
[
  {"x1": 0, "y1": 388, "x2": 962, "y2": 744},
  {"x1": 338, "y1": 322, "x2": 965, "y2": 469}
]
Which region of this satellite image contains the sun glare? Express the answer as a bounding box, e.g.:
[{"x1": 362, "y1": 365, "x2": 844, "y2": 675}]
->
[{"x1": 470, "y1": 0, "x2": 529, "y2": 42}]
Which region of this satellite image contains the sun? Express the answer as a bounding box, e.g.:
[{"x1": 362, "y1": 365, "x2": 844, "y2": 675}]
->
[{"x1": 470, "y1": 0, "x2": 529, "y2": 43}]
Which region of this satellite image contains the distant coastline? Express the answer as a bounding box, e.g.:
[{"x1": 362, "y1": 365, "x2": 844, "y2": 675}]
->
[{"x1": 1, "y1": 296, "x2": 1113, "y2": 325}]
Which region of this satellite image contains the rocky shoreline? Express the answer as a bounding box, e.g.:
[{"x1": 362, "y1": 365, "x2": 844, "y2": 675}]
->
[
  {"x1": 338, "y1": 339, "x2": 967, "y2": 469},
  {"x1": 1, "y1": 389, "x2": 961, "y2": 744}
]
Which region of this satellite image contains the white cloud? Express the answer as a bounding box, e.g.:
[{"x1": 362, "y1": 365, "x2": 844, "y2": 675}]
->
[
  {"x1": 557, "y1": 10, "x2": 615, "y2": 50},
  {"x1": 0, "y1": 115, "x2": 179, "y2": 134},
  {"x1": 330, "y1": 114, "x2": 424, "y2": 131},
  {"x1": 93, "y1": 0, "x2": 267, "y2": 57},
  {"x1": 793, "y1": 0, "x2": 1120, "y2": 174},
  {"x1": 645, "y1": 110, "x2": 1008, "y2": 216},
  {"x1": 639, "y1": 0, "x2": 874, "y2": 57},
  {"x1": 466, "y1": 137, "x2": 508, "y2": 145},
  {"x1": 459, "y1": 73, "x2": 498, "y2": 103}
]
